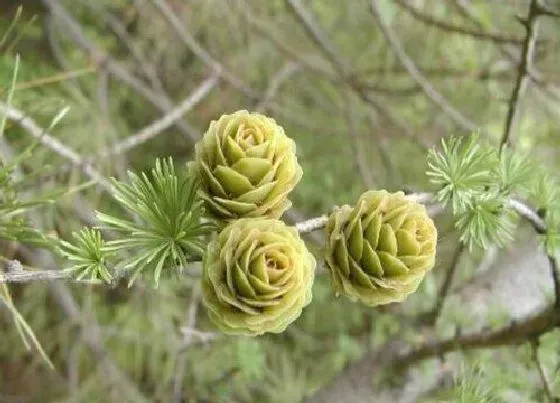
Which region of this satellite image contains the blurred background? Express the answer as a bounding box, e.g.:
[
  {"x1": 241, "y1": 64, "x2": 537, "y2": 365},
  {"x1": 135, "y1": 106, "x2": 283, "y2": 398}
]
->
[{"x1": 0, "y1": 0, "x2": 559, "y2": 402}]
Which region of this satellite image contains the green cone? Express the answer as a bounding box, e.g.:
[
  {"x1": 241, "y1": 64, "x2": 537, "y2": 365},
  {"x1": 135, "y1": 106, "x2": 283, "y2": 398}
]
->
[
  {"x1": 192, "y1": 110, "x2": 302, "y2": 223},
  {"x1": 325, "y1": 190, "x2": 437, "y2": 306},
  {"x1": 202, "y1": 218, "x2": 316, "y2": 335}
]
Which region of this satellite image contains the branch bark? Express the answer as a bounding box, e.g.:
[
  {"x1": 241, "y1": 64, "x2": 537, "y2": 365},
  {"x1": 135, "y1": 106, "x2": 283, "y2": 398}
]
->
[
  {"x1": 500, "y1": 0, "x2": 542, "y2": 148},
  {"x1": 0, "y1": 102, "x2": 111, "y2": 191},
  {"x1": 369, "y1": 0, "x2": 478, "y2": 132}
]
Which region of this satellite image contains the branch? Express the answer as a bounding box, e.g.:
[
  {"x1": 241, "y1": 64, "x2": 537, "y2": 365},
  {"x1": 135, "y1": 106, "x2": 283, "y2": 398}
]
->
[
  {"x1": 255, "y1": 62, "x2": 301, "y2": 113},
  {"x1": 453, "y1": 0, "x2": 560, "y2": 115},
  {"x1": 284, "y1": 0, "x2": 351, "y2": 75},
  {"x1": 508, "y1": 198, "x2": 560, "y2": 308},
  {"x1": 295, "y1": 215, "x2": 329, "y2": 234},
  {"x1": 500, "y1": 0, "x2": 542, "y2": 148},
  {"x1": 236, "y1": 0, "x2": 333, "y2": 74},
  {"x1": 98, "y1": 75, "x2": 219, "y2": 158},
  {"x1": 0, "y1": 102, "x2": 112, "y2": 191},
  {"x1": 77, "y1": 0, "x2": 166, "y2": 94},
  {"x1": 369, "y1": 0, "x2": 478, "y2": 132},
  {"x1": 394, "y1": 305, "x2": 559, "y2": 368},
  {"x1": 280, "y1": 0, "x2": 425, "y2": 146},
  {"x1": 42, "y1": 0, "x2": 201, "y2": 141},
  {"x1": 148, "y1": 0, "x2": 255, "y2": 98},
  {"x1": 343, "y1": 91, "x2": 375, "y2": 188},
  {"x1": 310, "y1": 304, "x2": 560, "y2": 403},
  {"x1": 530, "y1": 338, "x2": 557, "y2": 402},
  {"x1": 428, "y1": 242, "x2": 465, "y2": 323},
  {"x1": 0, "y1": 267, "x2": 98, "y2": 284},
  {"x1": 395, "y1": 0, "x2": 539, "y2": 45}
]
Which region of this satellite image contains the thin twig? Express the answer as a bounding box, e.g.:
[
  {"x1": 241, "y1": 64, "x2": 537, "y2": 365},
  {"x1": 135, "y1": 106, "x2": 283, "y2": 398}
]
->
[
  {"x1": 369, "y1": 0, "x2": 478, "y2": 132},
  {"x1": 98, "y1": 75, "x2": 219, "y2": 158},
  {"x1": 0, "y1": 102, "x2": 111, "y2": 191},
  {"x1": 530, "y1": 338, "x2": 557, "y2": 403},
  {"x1": 148, "y1": 0, "x2": 255, "y2": 98},
  {"x1": 78, "y1": 0, "x2": 166, "y2": 94},
  {"x1": 285, "y1": 0, "x2": 351, "y2": 75},
  {"x1": 255, "y1": 62, "x2": 301, "y2": 113},
  {"x1": 508, "y1": 198, "x2": 560, "y2": 308},
  {"x1": 508, "y1": 198, "x2": 547, "y2": 233},
  {"x1": 42, "y1": 0, "x2": 201, "y2": 141},
  {"x1": 235, "y1": 0, "x2": 335, "y2": 77},
  {"x1": 0, "y1": 268, "x2": 99, "y2": 284},
  {"x1": 281, "y1": 0, "x2": 425, "y2": 145},
  {"x1": 429, "y1": 243, "x2": 465, "y2": 323},
  {"x1": 499, "y1": 0, "x2": 541, "y2": 149},
  {"x1": 343, "y1": 91, "x2": 375, "y2": 188},
  {"x1": 453, "y1": 0, "x2": 560, "y2": 106},
  {"x1": 395, "y1": 0, "x2": 539, "y2": 45},
  {"x1": 173, "y1": 286, "x2": 200, "y2": 403},
  {"x1": 295, "y1": 215, "x2": 329, "y2": 234}
]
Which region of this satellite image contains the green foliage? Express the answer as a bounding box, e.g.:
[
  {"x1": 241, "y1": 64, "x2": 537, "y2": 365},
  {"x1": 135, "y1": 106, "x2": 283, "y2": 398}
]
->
[
  {"x1": 96, "y1": 158, "x2": 214, "y2": 286},
  {"x1": 427, "y1": 134, "x2": 497, "y2": 214},
  {"x1": 0, "y1": 53, "x2": 55, "y2": 370},
  {"x1": 426, "y1": 134, "x2": 556, "y2": 250},
  {"x1": 59, "y1": 228, "x2": 112, "y2": 282},
  {"x1": 496, "y1": 147, "x2": 532, "y2": 196},
  {"x1": 454, "y1": 193, "x2": 516, "y2": 250},
  {"x1": 443, "y1": 366, "x2": 502, "y2": 403},
  {"x1": 529, "y1": 173, "x2": 560, "y2": 256}
]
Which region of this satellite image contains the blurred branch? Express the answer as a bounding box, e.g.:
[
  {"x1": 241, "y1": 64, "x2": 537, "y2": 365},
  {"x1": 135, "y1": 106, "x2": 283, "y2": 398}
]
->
[
  {"x1": 78, "y1": 0, "x2": 166, "y2": 94},
  {"x1": 235, "y1": 0, "x2": 335, "y2": 76},
  {"x1": 0, "y1": 102, "x2": 111, "y2": 191},
  {"x1": 428, "y1": 242, "x2": 465, "y2": 324},
  {"x1": 281, "y1": 0, "x2": 424, "y2": 145},
  {"x1": 453, "y1": 0, "x2": 560, "y2": 104},
  {"x1": 48, "y1": 280, "x2": 151, "y2": 402},
  {"x1": 395, "y1": 0, "x2": 539, "y2": 45},
  {"x1": 394, "y1": 305, "x2": 559, "y2": 368},
  {"x1": 149, "y1": 0, "x2": 255, "y2": 97},
  {"x1": 500, "y1": 0, "x2": 542, "y2": 149},
  {"x1": 369, "y1": 0, "x2": 478, "y2": 132},
  {"x1": 98, "y1": 75, "x2": 219, "y2": 158},
  {"x1": 508, "y1": 199, "x2": 560, "y2": 308},
  {"x1": 530, "y1": 337, "x2": 557, "y2": 402},
  {"x1": 149, "y1": 0, "x2": 351, "y2": 142},
  {"x1": 255, "y1": 62, "x2": 301, "y2": 113},
  {"x1": 285, "y1": 0, "x2": 351, "y2": 75},
  {"x1": 41, "y1": 0, "x2": 201, "y2": 141},
  {"x1": 174, "y1": 286, "x2": 200, "y2": 403},
  {"x1": 343, "y1": 91, "x2": 375, "y2": 188},
  {"x1": 310, "y1": 304, "x2": 559, "y2": 402}
]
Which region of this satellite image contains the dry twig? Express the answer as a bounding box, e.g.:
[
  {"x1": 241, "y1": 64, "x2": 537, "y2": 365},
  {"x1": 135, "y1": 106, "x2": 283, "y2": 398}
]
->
[{"x1": 369, "y1": 0, "x2": 478, "y2": 132}]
